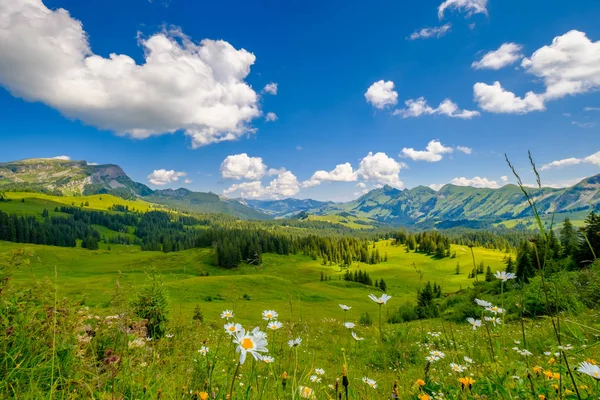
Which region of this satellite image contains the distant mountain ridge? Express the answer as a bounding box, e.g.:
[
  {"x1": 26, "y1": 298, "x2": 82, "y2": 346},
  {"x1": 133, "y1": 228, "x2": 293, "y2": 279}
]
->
[
  {"x1": 0, "y1": 158, "x2": 598, "y2": 226},
  {"x1": 244, "y1": 175, "x2": 600, "y2": 227}
]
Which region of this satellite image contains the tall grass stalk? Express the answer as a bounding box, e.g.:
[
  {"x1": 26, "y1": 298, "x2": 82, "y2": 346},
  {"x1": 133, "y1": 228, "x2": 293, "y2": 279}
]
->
[{"x1": 505, "y1": 152, "x2": 582, "y2": 400}]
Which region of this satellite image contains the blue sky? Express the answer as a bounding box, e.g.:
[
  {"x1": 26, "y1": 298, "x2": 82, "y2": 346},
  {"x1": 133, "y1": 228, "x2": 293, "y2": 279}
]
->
[{"x1": 0, "y1": 0, "x2": 599, "y2": 201}]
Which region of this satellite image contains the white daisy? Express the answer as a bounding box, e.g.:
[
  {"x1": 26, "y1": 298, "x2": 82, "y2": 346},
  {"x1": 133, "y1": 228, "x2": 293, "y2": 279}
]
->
[
  {"x1": 344, "y1": 322, "x2": 355, "y2": 329},
  {"x1": 368, "y1": 293, "x2": 392, "y2": 305},
  {"x1": 315, "y1": 368, "x2": 325, "y2": 375},
  {"x1": 339, "y1": 304, "x2": 352, "y2": 311},
  {"x1": 267, "y1": 321, "x2": 283, "y2": 331},
  {"x1": 262, "y1": 310, "x2": 278, "y2": 321},
  {"x1": 309, "y1": 375, "x2": 321, "y2": 383},
  {"x1": 467, "y1": 318, "x2": 482, "y2": 330},
  {"x1": 198, "y1": 346, "x2": 209, "y2": 356},
  {"x1": 351, "y1": 332, "x2": 364, "y2": 341},
  {"x1": 474, "y1": 298, "x2": 492, "y2": 307},
  {"x1": 495, "y1": 271, "x2": 516, "y2": 282},
  {"x1": 233, "y1": 327, "x2": 269, "y2": 364},
  {"x1": 578, "y1": 361, "x2": 600, "y2": 380},
  {"x1": 224, "y1": 322, "x2": 243, "y2": 335},
  {"x1": 221, "y1": 310, "x2": 234, "y2": 319},
  {"x1": 288, "y1": 338, "x2": 302, "y2": 348}
]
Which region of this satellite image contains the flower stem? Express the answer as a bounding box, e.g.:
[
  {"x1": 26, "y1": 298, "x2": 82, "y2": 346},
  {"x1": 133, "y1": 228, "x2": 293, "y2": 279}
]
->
[{"x1": 229, "y1": 361, "x2": 241, "y2": 400}]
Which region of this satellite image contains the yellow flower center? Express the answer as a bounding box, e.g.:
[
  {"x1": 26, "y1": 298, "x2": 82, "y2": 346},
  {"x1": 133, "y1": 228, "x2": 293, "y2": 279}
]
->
[
  {"x1": 594, "y1": 371, "x2": 599, "y2": 378},
  {"x1": 241, "y1": 337, "x2": 254, "y2": 350},
  {"x1": 303, "y1": 387, "x2": 311, "y2": 395},
  {"x1": 266, "y1": 313, "x2": 272, "y2": 318},
  {"x1": 229, "y1": 326, "x2": 236, "y2": 332}
]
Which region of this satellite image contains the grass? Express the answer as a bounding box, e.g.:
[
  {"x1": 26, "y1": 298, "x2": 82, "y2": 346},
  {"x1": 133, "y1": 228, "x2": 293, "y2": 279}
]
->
[
  {"x1": 1, "y1": 192, "x2": 158, "y2": 214},
  {"x1": 0, "y1": 240, "x2": 509, "y2": 323}
]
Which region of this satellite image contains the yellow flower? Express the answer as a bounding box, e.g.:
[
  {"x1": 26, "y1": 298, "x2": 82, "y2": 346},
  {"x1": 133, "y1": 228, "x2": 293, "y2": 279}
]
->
[
  {"x1": 586, "y1": 359, "x2": 597, "y2": 365},
  {"x1": 199, "y1": 392, "x2": 209, "y2": 400},
  {"x1": 544, "y1": 371, "x2": 554, "y2": 380},
  {"x1": 553, "y1": 372, "x2": 560, "y2": 380},
  {"x1": 459, "y1": 377, "x2": 475, "y2": 389},
  {"x1": 553, "y1": 384, "x2": 559, "y2": 393},
  {"x1": 538, "y1": 395, "x2": 546, "y2": 400},
  {"x1": 548, "y1": 358, "x2": 556, "y2": 364},
  {"x1": 533, "y1": 366, "x2": 543, "y2": 375},
  {"x1": 418, "y1": 394, "x2": 430, "y2": 400},
  {"x1": 415, "y1": 379, "x2": 425, "y2": 387}
]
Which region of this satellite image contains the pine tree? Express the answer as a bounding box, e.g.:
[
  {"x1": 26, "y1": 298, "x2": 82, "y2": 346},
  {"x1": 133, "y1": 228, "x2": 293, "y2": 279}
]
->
[
  {"x1": 560, "y1": 217, "x2": 579, "y2": 259},
  {"x1": 485, "y1": 266, "x2": 493, "y2": 282},
  {"x1": 379, "y1": 278, "x2": 387, "y2": 292}
]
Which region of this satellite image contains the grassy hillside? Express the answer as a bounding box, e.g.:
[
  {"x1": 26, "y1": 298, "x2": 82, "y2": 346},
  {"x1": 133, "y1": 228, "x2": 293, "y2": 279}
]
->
[
  {"x1": 0, "y1": 191, "x2": 159, "y2": 214},
  {"x1": 1, "y1": 239, "x2": 510, "y2": 322}
]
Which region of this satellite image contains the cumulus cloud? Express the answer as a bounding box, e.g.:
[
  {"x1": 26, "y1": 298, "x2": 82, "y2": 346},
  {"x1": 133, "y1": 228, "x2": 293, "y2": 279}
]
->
[
  {"x1": 394, "y1": 98, "x2": 480, "y2": 119},
  {"x1": 409, "y1": 24, "x2": 452, "y2": 40},
  {"x1": 456, "y1": 145, "x2": 472, "y2": 154},
  {"x1": 223, "y1": 170, "x2": 300, "y2": 199},
  {"x1": 0, "y1": 1, "x2": 263, "y2": 148},
  {"x1": 365, "y1": 80, "x2": 398, "y2": 109},
  {"x1": 302, "y1": 162, "x2": 358, "y2": 188},
  {"x1": 220, "y1": 153, "x2": 267, "y2": 180},
  {"x1": 585, "y1": 107, "x2": 600, "y2": 111},
  {"x1": 52, "y1": 155, "x2": 70, "y2": 160},
  {"x1": 357, "y1": 152, "x2": 403, "y2": 188},
  {"x1": 474, "y1": 31, "x2": 600, "y2": 114},
  {"x1": 473, "y1": 82, "x2": 545, "y2": 114},
  {"x1": 500, "y1": 175, "x2": 509, "y2": 183},
  {"x1": 147, "y1": 169, "x2": 187, "y2": 185},
  {"x1": 450, "y1": 176, "x2": 499, "y2": 188},
  {"x1": 184, "y1": 178, "x2": 192, "y2": 184},
  {"x1": 265, "y1": 112, "x2": 278, "y2": 122},
  {"x1": 263, "y1": 82, "x2": 278, "y2": 95},
  {"x1": 472, "y1": 43, "x2": 523, "y2": 70},
  {"x1": 401, "y1": 140, "x2": 454, "y2": 162},
  {"x1": 438, "y1": 0, "x2": 488, "y2": 19},
  {"x1": 540, "y1": 151, "x2": 600, "y2": 170}
]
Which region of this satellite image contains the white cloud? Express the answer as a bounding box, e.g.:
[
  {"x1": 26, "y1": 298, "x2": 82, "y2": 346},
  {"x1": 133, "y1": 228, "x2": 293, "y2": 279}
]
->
[
  {"x1": 263, "y1": 82, "x2": 278, "y2": 95},
  {"x1": 356, "y1": 182, "x2": 367, "y2": 189},
  {"x1": 472, "y1": 43, "x2": 523, "y2": 70},
  {"x1": 147, "y1": 169, "x2": 187, "y2": 186},
  {"x1": 401, "y1": 140, "x2": 454, "y2": 162},
  {"x1": 223, "y1": 170, "x2": 300, "y2": 199},
  {"x1": 0, "y1": 1, "x2": 263, "y2": 148},
  {"x1": 302, "y1": 162, "x2": 358, "y2": 188},
  {"x1": 87, "y1": 162, "x2": 98, "y2": 166},
  {"x1": 572, "y1": 121, "x2": 596, "y2": 128},
  {"x1": 365, "y1": 80, "x2": 398, "y2": 109},
  {"x1": 438, "y1": 0, "x2": 488, "y2": 19},
  {"x1": 540, "y1": 150, "x2": 600, "y2": 170},
  {"x1": 409, "y1": 24, "x2": 452, "y2": 40},
  {"x1": 450, "y1": 176, "x2": 499, "y2": 189},
  {"x1": 357, "y1": 152, "x2": 403, "y2": 188},
  {"x1": 394, "y1": 97, "x2": 480, "y2": 119},
  {"x1": 456, "y1": 145, "x2": 472, "y2": 154},
  {"x1": 296, "y1": 146, "x2": 303, "y2": 151},
  {"x1": 52, "y1": 155, "x2": 70, "y2": 160},
  {"x1": 220, "y1": 153, "x2": 267, "y2": 180},
  {"x1": 474, "y1": 31, "x2": 600, "y2": 114},
  {"x1": 473, "y1": 82, "x2": 545, "y2": 114},
  {"x1": 500, "y1": 175, "x2": 509, "y2": 183},
  {"x1": 184, "y1": 178, "x2": 192, "y2": 184},
  {"x1": 428, "y1": 183, "x2": 445, "y2": 191},
  {"x1": 584, "y1": 107, "x2": 600, "y2": 111},
  {"x1": 265, "y1": 112, "x2": 278, "y2": 122}
]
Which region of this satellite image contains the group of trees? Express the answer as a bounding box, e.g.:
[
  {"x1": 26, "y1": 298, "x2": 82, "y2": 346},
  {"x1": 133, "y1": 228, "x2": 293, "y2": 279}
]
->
[
  {"x1": 513, "y1": 214, "x2": 600, "y2": 283},
  {"x1": 341, "y1": 269, "x2": 387, "y2": 291},
  {"x1": 392, "y1": 231, "x2": 452, "y2": 258}
]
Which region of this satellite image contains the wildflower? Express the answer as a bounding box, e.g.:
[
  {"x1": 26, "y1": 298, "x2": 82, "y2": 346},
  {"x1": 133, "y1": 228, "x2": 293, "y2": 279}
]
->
[
  {"x1": 544, "y1": 351, "x2": 551, "y2": 356},
  {"x1": 418, "y1": 394, "x2": 430, "y2": 400},
  {"x1": 577, "y1": 361, "x2": 600, "y2": 380},
  {"x1": 344, "y1": 322, "x2": 355, "y2": 329},
  {"x1": 459, "y1": 377, "x2": 475, "y2": 390},
  {"x1": 315, "y1": 368, "x2": 325, "y2": 375},
  {"x1": 486, "y1": 306, "x2": 504, "y2": 315},
  {"x1": 533, "y1": 366, "x2": 543, "y2": 375},
  {"x1": 519, "y1": 349, "x2": 533, "y2": 357},
  {"x1": 474, "y1": 298, "x2": 492, "y2": 307},
  {"x1": 198, "y1": 346, "x2": 209, "y2": 356},
  {"x1": 262, "y1": 310, "x2": 278, "y2": 321},
  {"x1": 288, "y1": 338, "x2": 302, "y2": 347},
  {"x1": 128, "y1": 338, "x2": 146, "y2": 349},
  {"x1": 299, "y1": 386, "x2": 314, "y2": 398},
  {"x1": 484, "y1": 316, "x2": 501, "y2": 325},
  {"x1": 415, "y1": 378, "x2": 425, "y2": 387},
  {"x1": 495, "y1": 271, "x2": 516, "y2": 282},
  {"x1": 263, "y1": 356, "x2": 275, "y2": 363},
  {"x1": 463, "y1": 356, "x2": 473, "y2": 364},
  {"x1": 233, "y1": 327, "x2": 269, "y2": 364},
  {"x1": 538, "y1": 396, "x2": 546, "y2": 400},
  {"x1": 339, "y1": 304, "x2": 352, "y2": 311},
  {"x1": 558, "y1": 344, "x2": 573, "y2": 351},
  {"x1": 368, "y1": 293, "x2": 392, "y2": 305},
  {"x1": 466, "y1": 318, "x2": 482, "y2": 330},
  {"x1": 267, "y1": 321, "x2": 283, "y2": 331},
  {"x1": 310, "y1": 375, "x2": 321, "y2": 383},
  {"x1": 221, "y1": 310, "x2": 234, "y2": 319},
  {"x1": 224, "y1": 322, "x2": 243, "y2": 335},
  {"x1": 450, "y1": 363, "x2": 466, "y2": 373},
  {"x1": 362, "y1": 377, "x2": 377, "y2": 389},
  {"x1": 426, "y1": 356, "x2": 437, "y2": 362},
  {"x1": 544, "y1": 371, "x2": 554, "y2": 380},
  {"x1": 351, "y1": 332, "x2": 364, "y2": 341},
  {"x1": 199, "y1": 393, "x2": 209, "y2": 400},
  {"x1": 165, "y1": 333, "x2": 174, "y2": 338},
  {"x1": 548, "y1": 358, "x2": 556, "y2": 364}
]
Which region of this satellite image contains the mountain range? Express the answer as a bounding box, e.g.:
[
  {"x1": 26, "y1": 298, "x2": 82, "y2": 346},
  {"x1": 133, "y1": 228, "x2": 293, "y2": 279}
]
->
[{"x1": 1, "y1": 158, "x2": 599, "y2": 228}]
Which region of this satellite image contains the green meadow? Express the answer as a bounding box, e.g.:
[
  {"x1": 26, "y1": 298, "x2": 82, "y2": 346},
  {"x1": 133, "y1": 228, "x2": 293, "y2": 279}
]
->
[{"x1": 0, "y1": 240, "x2": 508, "y2": 324}]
